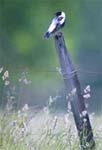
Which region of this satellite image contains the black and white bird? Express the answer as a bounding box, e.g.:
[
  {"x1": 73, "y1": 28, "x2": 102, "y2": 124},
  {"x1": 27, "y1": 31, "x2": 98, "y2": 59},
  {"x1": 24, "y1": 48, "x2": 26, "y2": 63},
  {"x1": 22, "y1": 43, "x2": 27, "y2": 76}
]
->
[{"x1": 44, "y1": 11, "x2": 66, "y2": 39}]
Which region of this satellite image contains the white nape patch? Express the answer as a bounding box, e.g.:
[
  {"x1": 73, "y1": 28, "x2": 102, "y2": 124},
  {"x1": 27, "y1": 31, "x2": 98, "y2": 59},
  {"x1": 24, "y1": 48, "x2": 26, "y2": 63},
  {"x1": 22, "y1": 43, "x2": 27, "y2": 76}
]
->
[
  {"x1": 61, "y1": 12, "x2": 65, "y2": 19},
  {"x1": 59, "y1": 12, "x2": 65, "y2": 25}
]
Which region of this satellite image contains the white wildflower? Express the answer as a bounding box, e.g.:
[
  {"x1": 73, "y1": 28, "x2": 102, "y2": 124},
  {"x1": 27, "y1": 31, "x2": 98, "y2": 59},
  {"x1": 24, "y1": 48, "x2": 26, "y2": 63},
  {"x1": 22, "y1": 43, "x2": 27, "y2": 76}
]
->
[
  {"x1": 4, "y1": 80, "x2": 10, "y2": 86},
  {"x1": 82, "y1": 110, "x2": 87, "y2": 116},
  {"x1": 2, "y1": 76, "x2": 5, "y2": 80},
  {"x1": 22, "y1": 104, "x2": 29, "y2": 111},
  {"x1": 84, "y1": 85, "x2": 91, "y2": 94},
  {"x1": 48, "y1": 95, "x2": 59, "y2": 106},
  {"x1": 18, "y1": 78, "x2": 22, "y2": 82},
  {"x1": 18, "y1": 72, "x2": 31, "y2": 84},
  {"x1": 2, "y1": 70, "x2": 9, "y2": 80},
  {"x1": 56, "y1": 67, "x2": 62, "y2": 74},
  {"x1": 67, "y1": 101, "x2": 71, "y2": 111},
  {"x1": 18, "y1": 110, "x2": 21, "y2": 117},
  {"x1": 86, "y1": 142, "x2": 90, "y2": 147},
  {"x1": 83, "y1": 93, "x2": 91, "y2": 99},
  {"x1": 64, "y1": 114, "x2": 70, "y2": 128},
  {"x1": 53, "y1": 116, "x2": 57, "y2": 122},
  {"x1": 83, "y1": 118, "x2": 87, "y2": 123},
  {"x1": 43, "y1": 107, "x2": 49, "y2": 114},
  {"x1": 4, "y1": 70, "x2": 9, "y2": 78},
  {"x1": 52, "y1": 116, "x2": 58, "y2": 130},
  {"x1": 0, "y1": 67, "x2": 3, "y2": 73},
  {"x1": 23, "y1": 78, "x2": 31, "y2": 84},
  {"x1": 49, "y1": 96, "x2": 53, "y2": 104}
]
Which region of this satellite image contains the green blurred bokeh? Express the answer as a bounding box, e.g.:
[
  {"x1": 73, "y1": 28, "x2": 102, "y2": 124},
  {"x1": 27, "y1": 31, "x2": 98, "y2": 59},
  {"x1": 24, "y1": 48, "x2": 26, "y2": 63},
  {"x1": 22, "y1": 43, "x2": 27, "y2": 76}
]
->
[{"x1": 0, "y1": 0, "x2": 102, "y2": 112}]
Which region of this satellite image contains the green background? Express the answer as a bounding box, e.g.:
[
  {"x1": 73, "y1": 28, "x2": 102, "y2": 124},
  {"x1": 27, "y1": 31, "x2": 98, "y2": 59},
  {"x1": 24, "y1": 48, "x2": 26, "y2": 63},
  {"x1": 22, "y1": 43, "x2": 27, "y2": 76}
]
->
[{"x1": 0, "y1": 0, "x2": 102, "y2": 112}]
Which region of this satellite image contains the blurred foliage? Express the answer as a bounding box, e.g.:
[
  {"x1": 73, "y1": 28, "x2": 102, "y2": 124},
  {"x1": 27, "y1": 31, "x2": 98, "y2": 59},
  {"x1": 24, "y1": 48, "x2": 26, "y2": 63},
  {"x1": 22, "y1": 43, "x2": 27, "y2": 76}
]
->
[
  {"x1": 0, "y1": 0, "x2": 102, "y2": 111},
  {"x1": 0, "y1": 0, "x2": 83, "y2": 67}
]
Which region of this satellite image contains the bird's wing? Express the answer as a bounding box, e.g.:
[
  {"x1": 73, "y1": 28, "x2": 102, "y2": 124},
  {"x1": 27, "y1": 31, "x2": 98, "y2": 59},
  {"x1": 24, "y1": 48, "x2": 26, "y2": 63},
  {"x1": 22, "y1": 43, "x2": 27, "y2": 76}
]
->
[{"x1": 48, "y1": 18, "x2": 57, "y2": 33}]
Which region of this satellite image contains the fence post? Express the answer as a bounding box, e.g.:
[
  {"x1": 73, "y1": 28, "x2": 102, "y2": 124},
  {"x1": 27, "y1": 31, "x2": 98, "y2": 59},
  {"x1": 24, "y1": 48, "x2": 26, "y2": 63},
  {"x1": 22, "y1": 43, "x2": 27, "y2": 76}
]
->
[{"x1": 53, "y1": 32, "x2": 95, "y2": 149}]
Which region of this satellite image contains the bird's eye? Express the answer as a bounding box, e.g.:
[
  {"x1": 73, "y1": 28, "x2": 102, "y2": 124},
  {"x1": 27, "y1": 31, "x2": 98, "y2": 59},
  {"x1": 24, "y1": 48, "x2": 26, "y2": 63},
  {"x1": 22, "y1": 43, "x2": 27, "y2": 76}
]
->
[{"x1": 58, "y1": 16, "x2": 63, "y2": 21}]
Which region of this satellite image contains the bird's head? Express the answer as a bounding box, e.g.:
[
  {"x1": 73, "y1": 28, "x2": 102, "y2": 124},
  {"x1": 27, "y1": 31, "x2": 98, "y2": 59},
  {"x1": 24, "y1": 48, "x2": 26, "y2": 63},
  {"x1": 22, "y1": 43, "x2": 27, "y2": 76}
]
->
[
  {"x1": 55, "y1": 11, "x2": 66, "y2": 25},
  {"x1": 55, "y1": 11, "x2": 62, "y2": 16}
]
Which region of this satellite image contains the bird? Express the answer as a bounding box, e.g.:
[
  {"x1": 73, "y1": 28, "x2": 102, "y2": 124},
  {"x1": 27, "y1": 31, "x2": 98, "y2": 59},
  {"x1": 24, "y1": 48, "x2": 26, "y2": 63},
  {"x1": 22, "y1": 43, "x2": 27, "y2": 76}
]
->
[{"x1": 44, "y1": 11, "x2": 66, "y2": 39}]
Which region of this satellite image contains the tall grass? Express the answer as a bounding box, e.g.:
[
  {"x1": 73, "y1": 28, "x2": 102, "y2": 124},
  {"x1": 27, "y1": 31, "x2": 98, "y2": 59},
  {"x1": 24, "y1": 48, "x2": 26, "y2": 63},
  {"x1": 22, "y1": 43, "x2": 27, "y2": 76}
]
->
[
  {"x1": 0, "y1": 69, "x2": 102, "y2": 150},
  {"x1": 0, "y1": 107, "x2": 102, "y2": 150}
]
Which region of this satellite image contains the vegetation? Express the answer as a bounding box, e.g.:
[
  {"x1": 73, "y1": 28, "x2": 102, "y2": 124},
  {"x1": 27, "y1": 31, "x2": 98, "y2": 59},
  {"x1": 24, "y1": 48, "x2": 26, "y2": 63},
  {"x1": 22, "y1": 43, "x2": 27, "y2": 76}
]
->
[
  {"x1": 0, "y1": 1, "x2": 102, "y2": 149},
  {"x1": 0, "y1": 107, "x2": 102, "y2": 150},
  {"x1": 1, "y1": 0, "x2": 102, "y2": 110}
]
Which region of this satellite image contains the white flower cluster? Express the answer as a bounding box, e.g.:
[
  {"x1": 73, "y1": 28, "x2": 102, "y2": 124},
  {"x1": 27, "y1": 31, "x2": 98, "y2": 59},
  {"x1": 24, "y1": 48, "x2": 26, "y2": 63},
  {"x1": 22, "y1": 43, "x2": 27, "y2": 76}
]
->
[
  {"x1": 52, "y1": 116, "x2": 58, "y2": 130},
  {"x1": 48, "y1": 95, "x2": 61, "y2": 106},
  {"x1": 0, "y1": 67, "x2": 10, "y2": 86},
  {"x1": 56, "y1": 67, "x2": 62, "y2": 74},
  {"x1": 19, "y1": 72, "x2": 31, "y2": 85},
  {"x1": 2, "y1": 70, "x2": 9, "y2": 80},
  {"x1": 0, "y1": 67, "x2": 3, "y2": 73},
  {"x1": 83, "y1": 85, "x2": 91, "y2": 99},
  {"x1": 11, "y1": 104, "x2": 29, "y2": 143}
]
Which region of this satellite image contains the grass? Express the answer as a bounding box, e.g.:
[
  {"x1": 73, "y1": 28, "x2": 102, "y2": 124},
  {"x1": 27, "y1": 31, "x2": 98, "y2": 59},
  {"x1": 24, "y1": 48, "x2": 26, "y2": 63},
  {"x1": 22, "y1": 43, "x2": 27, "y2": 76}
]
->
[
  {"x1": 0, "y1": 106, "x2": 102, "y2": 150},
  {"x1": 0, "y1": 69, "x2": 102, "y2": 150}
]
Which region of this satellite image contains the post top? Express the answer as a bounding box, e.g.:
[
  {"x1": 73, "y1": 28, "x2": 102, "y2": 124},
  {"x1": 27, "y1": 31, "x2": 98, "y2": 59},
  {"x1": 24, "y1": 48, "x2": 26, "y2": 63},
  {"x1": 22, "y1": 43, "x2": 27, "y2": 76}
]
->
[{"x1": 54, "y1": 32, "x2": 63, "y2": 39}]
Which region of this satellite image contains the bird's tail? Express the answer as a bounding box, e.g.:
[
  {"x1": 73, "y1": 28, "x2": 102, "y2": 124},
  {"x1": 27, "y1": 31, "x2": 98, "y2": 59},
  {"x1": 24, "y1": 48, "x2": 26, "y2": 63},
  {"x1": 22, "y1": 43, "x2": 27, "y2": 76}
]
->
[{"x1": 44, "y1": 32, "x2": 50, "y2": 39}]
